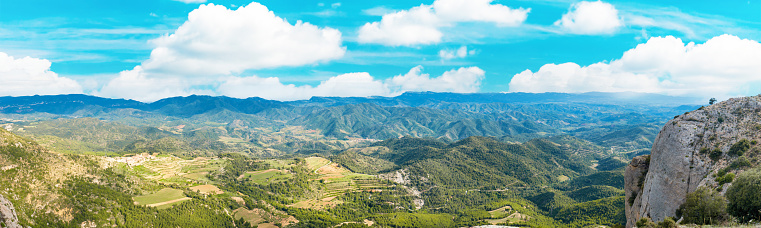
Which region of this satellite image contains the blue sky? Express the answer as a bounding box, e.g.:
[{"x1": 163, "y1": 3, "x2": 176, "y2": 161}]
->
[{"x1": 1, "y1": 0, "x2": 760, "y2": 101}]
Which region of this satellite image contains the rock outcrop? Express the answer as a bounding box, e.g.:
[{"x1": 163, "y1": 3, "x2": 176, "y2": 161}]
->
[
  {"x1": 624, "y1": 155, "x2": 649, "y2": 226},
  {"x1": 0, "y1": 194, "x2": 22, "y2": 228},
  {"x1": 625, "y1": 96, "x2": 761, "y2": 227}
]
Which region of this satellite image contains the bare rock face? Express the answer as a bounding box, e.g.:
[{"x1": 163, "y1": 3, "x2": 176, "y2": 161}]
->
[
  {"x1": 624, "y1": 155, "x2": 649, "y2": 227},
  {"x1": 625, "y1": 96, "x2": 761, "y2": 227},
  {"x1": 0, "y1": 194, "x2": 22, "y2": 228}
]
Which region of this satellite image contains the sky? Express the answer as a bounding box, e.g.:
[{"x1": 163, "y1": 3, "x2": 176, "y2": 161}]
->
[{"x1": 1, "y1": 0, "x2": 760, "y2": 102}]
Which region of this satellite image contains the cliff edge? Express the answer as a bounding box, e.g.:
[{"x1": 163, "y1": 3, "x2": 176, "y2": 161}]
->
[{"x1": 625, "y1": 96, "x2": 761, "y2": 227}]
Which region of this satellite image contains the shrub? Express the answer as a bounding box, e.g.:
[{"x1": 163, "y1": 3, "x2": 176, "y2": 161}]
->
[
  {"x1": 676, "y1": 187, "x2": 728, "y2": 225},
  {"x1": 726, "y1": 167, "x2": 761, "y2": 222},
  {"x1": 628, "y1": 194, "x2": 636, "y2": 206},
  {"x1": 730, "y1": 156, "x2": 752, "y2": 170},
  {"x1": 716, "y1": 173, "x2": 734, "y2": 185},
  {"x1": 699, "y1": 147, "x2": 709, "y2": 154},
  {"x1": 718, "y1": 168, "x2": 727, "y2": 177},
  {"x1": 728, "y1": 139, "x2": 751, "y2": 156},
  {"x1": 634, "y1": 217, "x2": 676, "y2": 228},
  {"x1": 636, "y1": 217, "x2": 655, "y2": 228},
  {"x1": 710, "y1": 148, "x2": 723, "y2": 161},
  {"x1": 656, "y1": 217, "x2": 677, "y2": 228}
]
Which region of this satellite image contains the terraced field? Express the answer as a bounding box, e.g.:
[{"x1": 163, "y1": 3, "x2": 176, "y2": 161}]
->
[
  {"x1": 240, "y1": 169, "x2": 292, "y2": 185},
  {"x1": 289, "y1": 157, "x2": 392, "y2": 210},
  {"x1": 305, "y1": 157, "x2": 331, "y2": 171},
  {"x1": 233, "y1": 208, "x2": 265, "y2": 225},
  {"x1": 189, "y1": 184, "x2": 223, "y2": 195},
  {"x1": 133, "y1": 188, "x2": 190, "y2": 209},
  {"x1": 128, "y1": 155, "x2": 225, "y2": 187},
  {"x1": 485, "y1": 205, "x2": 530, "y2": 225},
  {"x1": 233, "y1": 204, "x2": 299, "y2": 227}
]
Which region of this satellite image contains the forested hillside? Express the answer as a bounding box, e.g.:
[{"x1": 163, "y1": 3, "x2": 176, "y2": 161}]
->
[{"x1": 0, "y1": 92, "x2": 698, "y2": 227}]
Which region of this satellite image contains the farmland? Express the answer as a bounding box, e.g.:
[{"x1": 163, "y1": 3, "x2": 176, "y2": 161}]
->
[{"x1": 133, "y1": 188, "x2": 190, "y2": 209}]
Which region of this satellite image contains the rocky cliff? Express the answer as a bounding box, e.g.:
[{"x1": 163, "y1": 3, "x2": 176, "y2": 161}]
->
[
  {"x1": 625, "y1": 96, "x2": 761, "y2": 227},
  {"x1": 0, "y1": 194, "x2": 21, "y2": 228}
]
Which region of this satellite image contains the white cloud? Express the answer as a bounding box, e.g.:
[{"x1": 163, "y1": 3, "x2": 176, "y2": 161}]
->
[
  {"x1": 439, "y1": 46, "x2": 476, "y2": 60},
  {"x1": 358, "y1": 0, "x2": 529, "y2": 46},
  {"x1": 0, "y1": 52, "x2": 82, "y2": 96},
  {"x1": 95, "y1": 67, "x2": 194, "y2": 102},
  {"x1": 555, "y1": 1, "x2": 622, "y2": 35},
  {"x1": 96, "y1": 2, "x2": 348, "y2": 102},
  {"x1": 509, "y1": 35, "x2": 761, "y2": 99},
  {"x1": 331, "y1": 2, "x2": 341, "y2": 9},
  {"x1": 142, "y1": 2, "x2": 345, "y2": 76},
  {"x1": 173, "y1": 0, "x2": 207, "y2": 4},
  {"x1": 218, "y1": 73, "x2": 389, "y2": 101},
  {"x1": 387, "y1": 66, "x2": 484, "y2": 93},
  {"x1": 218, "y1": 66, "x2": 485, "y2": 100}
]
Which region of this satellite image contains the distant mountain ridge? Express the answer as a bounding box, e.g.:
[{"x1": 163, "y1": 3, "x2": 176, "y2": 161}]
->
[
  {"x1": 0, "y1": 92, "x2": 700, "y2": 116},
  {"x1": 1, "y1": 92, "x2": 701, "y2": 152}
]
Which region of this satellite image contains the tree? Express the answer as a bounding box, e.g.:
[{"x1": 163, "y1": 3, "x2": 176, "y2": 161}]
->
[
  {"x1": 726, "y1": 167, "x2": 761, "y2": 222},
  {"x1": 709, "y1": 98, "x2": 717, "y2": 105},
  {"x1": 728, "y1": 139, "x2": 751, "y2": 156},
  {"x1": 675, "y1": 187, "x2": 728, "y2": 225}
]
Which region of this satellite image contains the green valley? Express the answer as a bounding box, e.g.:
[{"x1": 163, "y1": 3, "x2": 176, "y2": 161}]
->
[{"x1": 0, "y1": 93, "x2": 699, "y2": 227}]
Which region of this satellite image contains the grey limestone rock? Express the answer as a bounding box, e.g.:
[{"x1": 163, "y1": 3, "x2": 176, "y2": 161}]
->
[
  {"x1": 0, "y1": 194, "x2": 22, "y2": 228},
  {"x1": 625, "y1": 96, "x2": 761, "y2": 227}
]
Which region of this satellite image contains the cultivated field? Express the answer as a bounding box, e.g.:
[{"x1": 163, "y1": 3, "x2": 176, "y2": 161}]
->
[
  {"x1": 240, "y1": 169, "x2": 292, "y2": 184},
  {"x1": 189, "y1": 184, "x2": 223, "y2": 195},
  {"x1": 486, "y1": 205, "x2": 530, "y2": 225},
  {"x1": 133, "y1": 188, "x2": 190, "y2": 209},
  {"x1": 288, "y1": 156, "x2": 391, "y2": 210}
]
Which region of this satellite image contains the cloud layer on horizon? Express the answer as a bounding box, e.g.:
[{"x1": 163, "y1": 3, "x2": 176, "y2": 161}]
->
[
  {"x1": 218, "y1": 66, "x2": 485, "y2": 101},
  {"x1": 509, "y1": 34, "x2": 761, "y2": 99}
]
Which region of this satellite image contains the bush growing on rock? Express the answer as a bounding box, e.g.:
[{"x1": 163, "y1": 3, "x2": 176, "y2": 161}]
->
[
  {"x1": 635, "y1": 217, "x2": 677, "y2": 228},
  {"x1": 710, "y1": 148, "x2": 723, "y2": 161},
  {"x1": 726, "y1": 167, "x2": 761, "y2": 222},
  {"x1": 656, "y1": 217, "x2": 677, "y2": 228},
  {"x1": 636, "y1": 217, "x2": 655, "y2": 227},
  {"x1": 728, "y1": 139, "x2": 751, "y2": 156},
  {"x1": 675, "y1": 187, "x2": 728, "y2": 225}
]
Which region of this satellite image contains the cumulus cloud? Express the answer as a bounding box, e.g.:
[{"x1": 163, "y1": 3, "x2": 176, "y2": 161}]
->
[
  {"x1": 439, "y1": 46, "x2": 476, "y2": 60},
  {"x1": 218, "y1": 73, "x2": 389, "y2": 101},
  {"x1": 0, "y1": 52, "x2": 82, "y2": 96},
  {"x1": 358, "y1": 0, "x2": 529, "y2": 46},
  {"x1": 555, "y1": 1, "x2": 622, "y2": 35},
  {"x1": 387, "y1": 66, "x2": 484, "y2": 93},
  {"x1": 218, "y1": 66, "x2": 485, "y2": 101},
  {"x1": 95, "y1": 67, "x2": 194, "y2": 102},
  {"x1": 97, "y1": 2, "x2": 348, "y2": 102},
  {"x1": 509, "y1": 35, "x2": 761, "y2": 99},
  {"x1": 142, "y1": 2, "x2": 345, "y2": 76}
]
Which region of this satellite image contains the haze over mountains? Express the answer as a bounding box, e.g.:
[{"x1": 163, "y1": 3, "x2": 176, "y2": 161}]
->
[{"x1": 0, "y1": 92, "x2": 699, "y2": 148}]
